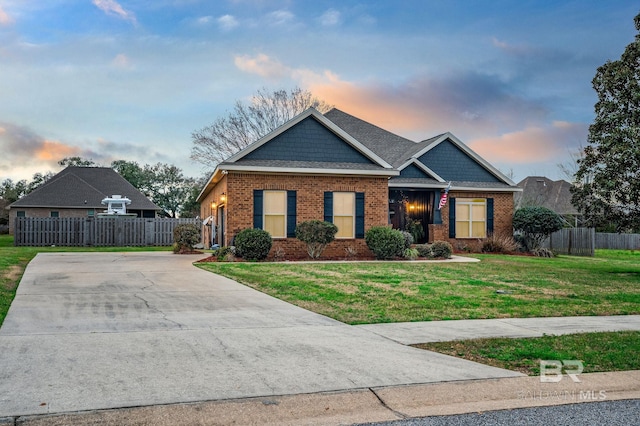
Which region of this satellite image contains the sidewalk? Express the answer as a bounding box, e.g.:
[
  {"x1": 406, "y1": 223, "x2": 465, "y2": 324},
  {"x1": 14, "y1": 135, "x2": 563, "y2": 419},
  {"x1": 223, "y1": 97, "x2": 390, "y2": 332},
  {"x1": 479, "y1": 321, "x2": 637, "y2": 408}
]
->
[
  {"x1": 356, "y1": 315, "x2": 640, "y2": 344},
  {"x1": 7, "y1": 371, "x2": 640, "y2": 425}
]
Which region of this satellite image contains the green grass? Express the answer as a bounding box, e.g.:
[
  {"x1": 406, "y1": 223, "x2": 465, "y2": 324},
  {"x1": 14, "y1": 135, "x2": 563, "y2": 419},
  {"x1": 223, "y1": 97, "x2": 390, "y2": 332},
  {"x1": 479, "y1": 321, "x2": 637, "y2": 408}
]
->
[
  {"x1": 0, "y1": 234, "x2": 171, "y2": 326},
  {"x1": 414, "y1": 331, "x2": 640, "y2": 375},
  {"x1": 197, "y1": 250, "x2": 640, "y2": 324}
]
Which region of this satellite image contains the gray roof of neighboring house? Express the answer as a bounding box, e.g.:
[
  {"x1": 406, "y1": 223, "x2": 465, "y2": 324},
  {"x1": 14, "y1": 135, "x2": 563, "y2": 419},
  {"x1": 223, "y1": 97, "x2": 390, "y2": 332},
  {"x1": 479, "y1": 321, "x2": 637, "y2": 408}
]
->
[
  {"x1": 516, "y1": 176, "x2": 580, "y2": 215},
  {"x1": 9, "y1": 167, "x2": 161, "y2": 210}
]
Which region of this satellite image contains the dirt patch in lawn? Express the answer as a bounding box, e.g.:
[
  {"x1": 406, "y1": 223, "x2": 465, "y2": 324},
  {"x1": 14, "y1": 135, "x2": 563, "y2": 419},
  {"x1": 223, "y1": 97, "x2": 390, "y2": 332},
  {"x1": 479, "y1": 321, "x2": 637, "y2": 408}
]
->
[{"x1": 1, "y1": 265, "x2": 23, "y2": 290}]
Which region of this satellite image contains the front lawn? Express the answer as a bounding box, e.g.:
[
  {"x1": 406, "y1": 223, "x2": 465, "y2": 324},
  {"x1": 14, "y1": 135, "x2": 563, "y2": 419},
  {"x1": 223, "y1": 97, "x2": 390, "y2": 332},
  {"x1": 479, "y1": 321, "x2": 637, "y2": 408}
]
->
[
  {"x1": 197, "y1": 250, "x2": 640, "y2": 324},
  {"x1": 415, "y1": 331, "x2": 640, "y2": 375},
  {"x1": 0, "y1": 234, "x2": 171, "y2": 326}
]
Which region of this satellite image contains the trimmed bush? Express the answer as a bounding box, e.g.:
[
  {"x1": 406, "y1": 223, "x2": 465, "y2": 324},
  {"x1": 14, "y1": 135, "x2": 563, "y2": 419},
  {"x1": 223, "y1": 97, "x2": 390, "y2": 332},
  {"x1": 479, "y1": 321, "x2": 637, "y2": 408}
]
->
[
  {"x1": 365, "y1": 226, "x2": 405, "y2": 260},
  {"x1": 414, "y1": 244, "x2": 432, "y2": 258},
  {"x1": 513, "y1": 206, "x2": 564, "y2": 251},
  {"x1": 234, "y1": 228, "x2": 272, "y2": 261},
  {"x1": 431, "y1": 240, "x2": 453, "y2": 259},
  {"x1": 400, "y1": 231, "x2": 414, "y2": 249},
  {"x1": 295, "y1": 220, "x2": 338, "y2": 258},
  {"x1": 173, "y1": 223, "x2": 201, "y2": 253}
]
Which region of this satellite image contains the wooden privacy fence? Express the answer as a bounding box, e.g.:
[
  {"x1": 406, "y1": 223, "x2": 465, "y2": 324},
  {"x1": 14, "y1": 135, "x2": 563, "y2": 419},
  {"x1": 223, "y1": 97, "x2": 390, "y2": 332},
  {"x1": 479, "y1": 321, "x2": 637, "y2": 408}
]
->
[
  {"x1": 543, "y1": 227, "x2": 595, "y2": 256},
  {"x1": 595, "y1": 232, "x2": 640, "y2": 250},
  {"x1": 14, "y1": 217, "x2": 199, "y2": 247}
]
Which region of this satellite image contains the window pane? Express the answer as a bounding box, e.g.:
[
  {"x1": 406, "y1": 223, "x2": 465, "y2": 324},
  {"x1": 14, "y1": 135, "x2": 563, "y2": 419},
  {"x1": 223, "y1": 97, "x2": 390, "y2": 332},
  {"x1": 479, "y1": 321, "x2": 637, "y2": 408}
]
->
[
  {"x1": 264, "y1": 191, "x2": 286, "y2": 214},
  {"x1": 333, "y1": 192, "x2": 354, "y2": 216},
  {"x1": 472, "y1": 204, "x2": 486, "y2": 220},
  {"x1": 17, "y1": 211, "x2": 25, "y2": 217},
  {"x1": 456, "y1": 221, "x2": 470, "y2": 238},
  {"x1": 456, "y1": 204, "x2": 470, "y2": 221},
  {"x1": 264, "y1": 215, "x2": 285, "y2": 237},
  {"x1": 334, "y1": 215, "x2": 354, "y2": 238},
  {"x1": 472, "y1": 221, "x2": 486, "y2": 238}
]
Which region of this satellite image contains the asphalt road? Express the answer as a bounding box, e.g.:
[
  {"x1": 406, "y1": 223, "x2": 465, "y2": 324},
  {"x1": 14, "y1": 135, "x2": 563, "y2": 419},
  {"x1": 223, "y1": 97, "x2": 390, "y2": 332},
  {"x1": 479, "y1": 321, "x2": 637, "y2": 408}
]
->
[{"x1": 357, "y1": 399, "x2": 640, "y2": 426}]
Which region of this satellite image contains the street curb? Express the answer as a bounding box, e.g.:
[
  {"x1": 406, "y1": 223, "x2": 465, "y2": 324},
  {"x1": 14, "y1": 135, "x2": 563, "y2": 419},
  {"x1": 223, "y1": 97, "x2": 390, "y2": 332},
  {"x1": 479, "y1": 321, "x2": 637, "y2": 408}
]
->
[{"x1": 12, "y1": 371, "x2": 640, "y2": 426}]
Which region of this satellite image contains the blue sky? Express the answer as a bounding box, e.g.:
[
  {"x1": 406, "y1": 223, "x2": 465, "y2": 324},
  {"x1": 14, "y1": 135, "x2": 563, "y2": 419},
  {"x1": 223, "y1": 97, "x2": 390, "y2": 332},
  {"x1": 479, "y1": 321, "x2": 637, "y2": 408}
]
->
[{"x1": 0, "y1": 0, "x2": 637, "y2": 183}]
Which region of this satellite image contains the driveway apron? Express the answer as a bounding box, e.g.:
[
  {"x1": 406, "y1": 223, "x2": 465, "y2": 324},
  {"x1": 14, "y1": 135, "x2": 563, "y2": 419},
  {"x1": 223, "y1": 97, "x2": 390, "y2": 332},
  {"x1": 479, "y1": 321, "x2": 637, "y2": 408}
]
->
[{"x1": 0, "y1": 252, "x2": 521, "y2": 417}]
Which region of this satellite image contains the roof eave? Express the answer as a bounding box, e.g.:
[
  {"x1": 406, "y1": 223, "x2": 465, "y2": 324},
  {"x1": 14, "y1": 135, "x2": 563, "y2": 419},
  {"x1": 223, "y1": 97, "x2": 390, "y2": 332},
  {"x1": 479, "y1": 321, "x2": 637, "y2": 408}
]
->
[{"x1": 219, "y1": 164, "x2": 399, "y2": 177}]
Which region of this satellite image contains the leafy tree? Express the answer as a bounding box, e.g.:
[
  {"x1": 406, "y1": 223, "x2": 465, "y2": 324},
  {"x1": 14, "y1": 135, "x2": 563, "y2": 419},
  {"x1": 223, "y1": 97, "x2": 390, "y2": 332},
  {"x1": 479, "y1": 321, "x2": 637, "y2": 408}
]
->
[
  {"x1": 58, "y1": 157, "x2": 98, "y2": 167},
  {"x1": 111, "y1": 160, "x2": 198, "y2": 218},
  {"x1": 513, "y1": 206, "x2": 564, "y2": 251},
  {"x1": 191, "y1": 87, "x2": 332, "y2": 167},
  {"x1": 571, "y1": 12, "x2": 640, "y2": 232}
]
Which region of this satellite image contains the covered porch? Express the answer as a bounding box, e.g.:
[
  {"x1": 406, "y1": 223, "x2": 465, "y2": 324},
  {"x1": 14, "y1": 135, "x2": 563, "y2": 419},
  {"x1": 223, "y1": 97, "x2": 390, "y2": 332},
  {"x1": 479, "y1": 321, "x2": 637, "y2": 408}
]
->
[{"x1": 388, "y1": 188, "x2": 443, "y2": 244}]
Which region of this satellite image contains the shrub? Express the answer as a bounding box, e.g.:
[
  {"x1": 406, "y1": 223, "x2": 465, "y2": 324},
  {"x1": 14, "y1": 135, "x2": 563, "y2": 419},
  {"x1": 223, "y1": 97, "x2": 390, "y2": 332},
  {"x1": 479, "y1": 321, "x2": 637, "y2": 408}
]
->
[
  {"x1": 365, "y1": 226, "x2": 405, "y2": 260},
  {"x1": 513, "y1": 206, "x2": 564, "y2": 251},
  {"x1": 532, "y1": 247, "x2": 555, "y2": 258},
  {"x1": 400, "y1": 231, "x2": 414, "y2": 249},
  {"x1": 212, "y1": 246, "x2": 235, "y2": 261},
  {"x1": 403, "y1": 248, "x2": 419, "y2": 260},
  {"x1": 482, "y1": 233, "x2": 519, "y2": 253},
  {"x1": 234, "y1": 228, "x2": 272, "y2": 261},
  {"x1": 172, "y1": 223, "x2": 201, "y2": 253},
  {"x1": 295, "y1": 220, "x2": 338, "y2": 258},
  {"x1": 414, "y1": 244, "x2": 432, "y2": 258},
  {"x1": 431, "y1": 240, "x2": 453, "y2": 259}
]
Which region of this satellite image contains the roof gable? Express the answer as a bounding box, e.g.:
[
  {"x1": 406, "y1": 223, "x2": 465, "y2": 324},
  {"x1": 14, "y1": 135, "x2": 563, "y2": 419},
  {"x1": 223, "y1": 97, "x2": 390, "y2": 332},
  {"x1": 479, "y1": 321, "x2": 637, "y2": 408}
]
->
[
  {"x1": 242, "y1": 115, "x2": 375, "y2": 164},
  {"x1": 225, "y1": 108, "x2": 392, "y2": 169},
  {"x1": 415, "y1": 134, "x2": 513, "y2": 184}
]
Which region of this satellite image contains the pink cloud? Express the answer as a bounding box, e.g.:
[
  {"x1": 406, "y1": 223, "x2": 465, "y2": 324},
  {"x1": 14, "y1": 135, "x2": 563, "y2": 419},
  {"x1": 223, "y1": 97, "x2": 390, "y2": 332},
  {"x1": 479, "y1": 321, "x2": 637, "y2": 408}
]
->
[
  {"x1": 0, "y1": 5, "x2": 13, "y2": 25},
  {"x1": 468, "y1": 121, "x2": 588, "y2": 164},
  {"x1": 234, "y1": 54, "x2": 290, "y2": 79}
]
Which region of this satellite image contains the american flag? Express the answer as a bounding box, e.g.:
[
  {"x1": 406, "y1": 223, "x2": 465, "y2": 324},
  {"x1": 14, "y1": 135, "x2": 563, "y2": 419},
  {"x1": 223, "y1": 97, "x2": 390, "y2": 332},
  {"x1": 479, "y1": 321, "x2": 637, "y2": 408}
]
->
[{"x1": 438, "y1": 182, "x2": 452, "y2": 210}]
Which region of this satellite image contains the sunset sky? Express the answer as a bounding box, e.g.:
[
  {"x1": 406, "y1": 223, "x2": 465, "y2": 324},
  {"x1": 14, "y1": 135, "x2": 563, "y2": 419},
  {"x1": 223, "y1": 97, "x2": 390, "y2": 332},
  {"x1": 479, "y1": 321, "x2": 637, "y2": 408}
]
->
[{"x1": 1, "y1": 1, "x2": 637, "y2": 183}]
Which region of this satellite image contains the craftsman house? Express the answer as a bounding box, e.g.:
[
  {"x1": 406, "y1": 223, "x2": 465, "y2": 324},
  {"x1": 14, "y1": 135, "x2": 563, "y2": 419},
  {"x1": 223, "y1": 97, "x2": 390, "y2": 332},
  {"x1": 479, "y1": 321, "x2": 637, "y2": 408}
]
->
[
  {"x1": 7, "y1": 166, "x2": 161, "y2": 233},
  {"x1": 197, "y1": 108, "x2": 520, "y2": 257}
]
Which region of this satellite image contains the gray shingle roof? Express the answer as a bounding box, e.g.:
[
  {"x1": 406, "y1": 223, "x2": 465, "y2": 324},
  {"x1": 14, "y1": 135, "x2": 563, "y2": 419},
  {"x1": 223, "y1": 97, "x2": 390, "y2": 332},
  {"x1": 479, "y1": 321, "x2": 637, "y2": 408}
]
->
[
  {"x1": 389, "y1": 177, "x2": 445, "y2": 186},
  {"x1": 324, "y1": 108, "x2": 419, "y2": 167},
  {"x1": 516, "y1": 176, "x2": 580, "y2": 215},
  {"x1": 10, "y1": 167, "x2": 161, "y2": 210}
]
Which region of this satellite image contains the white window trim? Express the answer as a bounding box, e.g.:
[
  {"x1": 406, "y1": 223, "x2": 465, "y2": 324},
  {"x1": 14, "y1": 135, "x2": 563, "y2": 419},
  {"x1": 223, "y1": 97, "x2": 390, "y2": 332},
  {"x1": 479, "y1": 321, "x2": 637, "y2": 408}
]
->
[
  {"x1": 263, "y1": 190, "x2": 287, "y2": 239},
  {"x1": 456, "y1": 198, "x2": 487, "y2": 239},
  {"x1": 333, "y1": 192, "x2": 355, "y2": 239}
]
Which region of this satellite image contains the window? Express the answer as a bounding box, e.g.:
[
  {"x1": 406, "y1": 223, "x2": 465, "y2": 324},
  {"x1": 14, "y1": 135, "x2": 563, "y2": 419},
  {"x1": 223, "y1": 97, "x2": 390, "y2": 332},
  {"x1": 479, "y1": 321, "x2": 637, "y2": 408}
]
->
[
  {"x1": 87, "y1": 209, "x2": 95, "y2": 217},
  {"x1": 17, "y1": 211, "x2": 25, "y2": 217},
  {"x1": 50, "y1": 211, "x2": 59, "y2": 218},
  {"x1": 263, "y1": 191, "x2": 286, "y2": 238},
  {"x1": 333, "y1": 192, "x2": 355, "y2": 239},
  {"x1": 455, "y1": 198, "x2": 486, "y2": 238}
]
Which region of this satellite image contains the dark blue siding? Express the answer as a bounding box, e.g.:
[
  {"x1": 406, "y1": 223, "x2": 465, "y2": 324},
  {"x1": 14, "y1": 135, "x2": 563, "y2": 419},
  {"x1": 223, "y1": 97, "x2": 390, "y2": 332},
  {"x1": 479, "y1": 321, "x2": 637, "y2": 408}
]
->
[
  {"x1": 243, "y1": 117, "x2": 374, "y2": 164},
  {"x1": 419, "y1": 140, "x2": 500, "y2": 182},
  {"x1": 399, "y1": 164, "x2": 432, "y2": 179}
]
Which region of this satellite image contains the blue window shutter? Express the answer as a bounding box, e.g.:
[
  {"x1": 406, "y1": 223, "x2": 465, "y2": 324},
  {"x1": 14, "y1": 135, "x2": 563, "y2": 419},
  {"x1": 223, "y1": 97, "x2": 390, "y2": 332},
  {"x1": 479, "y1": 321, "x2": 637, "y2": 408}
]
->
[
  {"x1": 486, "y1": 198, "x2": 494, "y2": 235},
  {"x1": 324, "y1": 192, "x2": 333, "y2": 223},
  {"x1": 253, "y1": 190, "x2": 263, "y2": 229},
  {"x1": 355, "y1": 192, "x2": 365, "y2": 239},
  {"x1": 448, "y1": 198, "x2": 456, "y2": 238},
  {"x1": 287, "y1": 190, "x2": 297, "y2": 237}
]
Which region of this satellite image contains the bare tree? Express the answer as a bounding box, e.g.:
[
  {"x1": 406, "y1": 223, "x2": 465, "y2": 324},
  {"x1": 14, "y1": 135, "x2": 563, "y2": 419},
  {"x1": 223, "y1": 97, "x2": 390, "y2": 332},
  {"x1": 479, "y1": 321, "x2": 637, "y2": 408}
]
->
[
  {"x1": 557, "y1": 144, "x2": 586, "y2": 184},
  {"x1": 191, "y1": 87, "x2": 332, "y2": 168}
]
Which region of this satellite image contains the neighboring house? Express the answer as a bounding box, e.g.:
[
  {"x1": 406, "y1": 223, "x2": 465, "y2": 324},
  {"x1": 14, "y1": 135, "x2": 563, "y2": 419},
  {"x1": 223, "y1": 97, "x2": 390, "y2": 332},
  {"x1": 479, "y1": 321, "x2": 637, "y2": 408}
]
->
[
  {"x1": 197, "y1": 108, "x2": 520, "y2": 257},
  {"x1": 516, "y1": 176, "x2": 581, "y2": 225},
  {"x1": 7, "y1": 167, "x2": 161, "y2": 233}
]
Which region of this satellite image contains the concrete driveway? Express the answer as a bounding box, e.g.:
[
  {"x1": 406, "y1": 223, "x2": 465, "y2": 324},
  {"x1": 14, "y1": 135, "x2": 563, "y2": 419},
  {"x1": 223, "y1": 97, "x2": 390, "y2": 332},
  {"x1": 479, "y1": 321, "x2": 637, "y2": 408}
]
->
[{"x1": 0, "y1": 252, "x2": 521, "y2": 417}]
